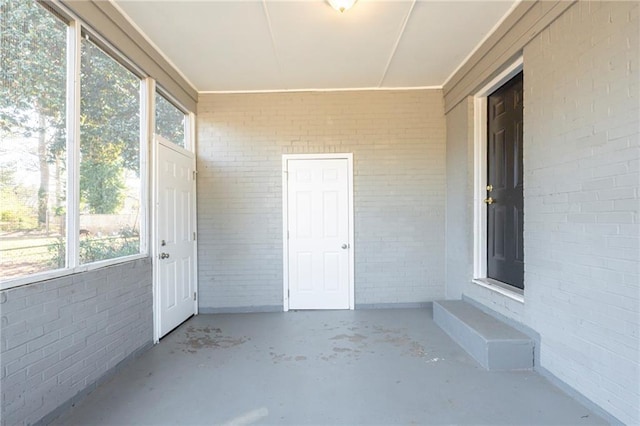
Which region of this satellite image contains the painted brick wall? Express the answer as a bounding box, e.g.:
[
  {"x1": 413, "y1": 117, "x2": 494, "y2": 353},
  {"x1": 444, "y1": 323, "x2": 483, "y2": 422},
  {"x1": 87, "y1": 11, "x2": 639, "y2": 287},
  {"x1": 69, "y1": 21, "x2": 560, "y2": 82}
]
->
[
  {"x1": 197, "y1": 90, "x2": 446, "y2": 310},
  {"x1": 524, "y1": 2, "x2": 639, "y2": 423},
  {"x1": 445, "y1": 1, "x2": 639, "y2": 423},
  {"x1": 0, "y1": 259, "x2": 153, "y2": 425},
  {"x1": 444, "y1": 97, "x2": 474, "y2": 300}
]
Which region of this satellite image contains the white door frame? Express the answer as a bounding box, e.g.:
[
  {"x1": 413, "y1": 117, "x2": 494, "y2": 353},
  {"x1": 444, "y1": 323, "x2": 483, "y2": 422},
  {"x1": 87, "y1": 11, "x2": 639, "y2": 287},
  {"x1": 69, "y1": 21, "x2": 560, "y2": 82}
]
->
[
  {"x1": 152, "y1": 135, "x2": 199, "y2": 343},
  {"x1": 472, "y1": 56, "x2": 524, "y2": 303},
  {"x1": 282, "y1": 153, "x2": 355, "y2": 311}
]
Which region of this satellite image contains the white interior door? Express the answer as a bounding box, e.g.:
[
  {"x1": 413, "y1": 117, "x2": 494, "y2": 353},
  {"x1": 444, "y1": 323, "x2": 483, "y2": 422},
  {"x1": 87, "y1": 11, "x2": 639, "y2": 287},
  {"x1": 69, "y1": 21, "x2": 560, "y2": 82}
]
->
[
  {"x1": 156, "y1": 138, "x2": 197, "y2": 338},
  {"x1": 285, "y1": 156, "x2": 352, "y2": 310}
]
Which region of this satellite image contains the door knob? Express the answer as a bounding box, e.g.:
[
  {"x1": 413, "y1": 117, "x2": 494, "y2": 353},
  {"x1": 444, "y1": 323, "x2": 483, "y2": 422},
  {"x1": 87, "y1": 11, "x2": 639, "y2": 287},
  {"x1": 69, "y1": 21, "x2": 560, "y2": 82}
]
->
[
  {"x1": 160, "y1": 253, "x2": 170, "y2": 259},
  {"x1": 484, "y1": 197, "x2": 495, "y2": 205},
  {"x1": 341, "y1": 244, "x2": 349, "y2": 249}
]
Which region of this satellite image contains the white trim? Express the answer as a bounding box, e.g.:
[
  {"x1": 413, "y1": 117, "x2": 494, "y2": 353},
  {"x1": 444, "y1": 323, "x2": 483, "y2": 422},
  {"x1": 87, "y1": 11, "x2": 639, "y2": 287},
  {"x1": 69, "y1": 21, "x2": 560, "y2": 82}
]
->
[
  {"x1": 188, "y1": 112, "x2": 199, "y2": 316},
  {"x1": 282, "y1": 159, "x2": 289, "y2": 311},
  {"x1": 442, "y1": 0, "x2": 522, "y2": 89},
  {"x1": 67, "y1": 19, "x2": 81, "y2": 270},
  {"x1": 473, "y1": 95, "x2": 488, "y2": 280},
  {"x1": 140, "y1": 78, "x2": 153, "y2": 261},
  {"x1": 199, "y1": 86, "x2": 442, "y2": 95},
  {"x1": 151, "y1": 125, "x2": 160, "y2": 343},
  {"x1": 472, "y1": 56, "x2": 523, "y2": 296},
  {"x1": 473, "y1": 278, "x2": 524, "y2": 304},
  {"x1": 281, "y1": 153, "x2": 355, "y2": 312}
]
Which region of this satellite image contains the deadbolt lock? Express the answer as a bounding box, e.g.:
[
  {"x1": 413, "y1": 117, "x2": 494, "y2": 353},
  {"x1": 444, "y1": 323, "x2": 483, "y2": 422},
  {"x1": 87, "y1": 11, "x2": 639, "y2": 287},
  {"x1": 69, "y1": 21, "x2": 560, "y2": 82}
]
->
[{"x1": 486, "y1": 184, "x2": 493, "y2": 192}]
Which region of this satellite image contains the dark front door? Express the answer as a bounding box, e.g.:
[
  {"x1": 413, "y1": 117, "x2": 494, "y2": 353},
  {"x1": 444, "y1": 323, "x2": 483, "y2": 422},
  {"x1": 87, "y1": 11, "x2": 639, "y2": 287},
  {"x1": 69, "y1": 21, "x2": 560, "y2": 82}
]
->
[{"x1": 487, "y1": 71, "x2": 524, "y2": 289}]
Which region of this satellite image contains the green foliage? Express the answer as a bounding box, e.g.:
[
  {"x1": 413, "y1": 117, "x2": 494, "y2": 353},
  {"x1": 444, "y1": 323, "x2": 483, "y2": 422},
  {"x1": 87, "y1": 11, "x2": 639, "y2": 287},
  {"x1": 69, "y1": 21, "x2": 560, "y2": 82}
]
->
[
  {"x1": 79, "y1": 142, "x2": 125, "y2": 214},
  {"x1": 78, "y1": 235, "x2": 139, "y2": 264},
  {"x1": 48, "y1": 237, "x2": 65, "y2": 269},
  {"x1": 156, "y1": 94, "x2": 185, "y2": 145},
  {"x1": 48, "y1": 230, "x2": 139, "y2": 267},
  {"x1": 2, "y1": 1, "x2": 141, "y2": 216},
  {"x1": 80, "y1": 37, "x2": 140, "y2": 175},
  {"x1": 0, "y1": 0, "x2": 66, "y2": 139},
  {"x1": 0, "y1": 165, "x2": 38, "y2": 230}
]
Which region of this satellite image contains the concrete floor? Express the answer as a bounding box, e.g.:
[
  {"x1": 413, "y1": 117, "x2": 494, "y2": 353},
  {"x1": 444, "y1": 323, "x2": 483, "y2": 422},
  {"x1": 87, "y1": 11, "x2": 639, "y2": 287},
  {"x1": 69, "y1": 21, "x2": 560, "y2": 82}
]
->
[{"x1": 54, "y1": 308, "x2": 605, "y2": 425}]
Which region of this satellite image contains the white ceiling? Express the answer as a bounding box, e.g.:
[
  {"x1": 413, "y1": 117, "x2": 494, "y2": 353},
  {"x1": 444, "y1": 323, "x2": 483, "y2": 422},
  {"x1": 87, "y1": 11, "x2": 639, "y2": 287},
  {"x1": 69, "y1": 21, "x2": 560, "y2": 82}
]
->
[{"x1": 113, "y1": 0, "x2": 517, "y2": 93}]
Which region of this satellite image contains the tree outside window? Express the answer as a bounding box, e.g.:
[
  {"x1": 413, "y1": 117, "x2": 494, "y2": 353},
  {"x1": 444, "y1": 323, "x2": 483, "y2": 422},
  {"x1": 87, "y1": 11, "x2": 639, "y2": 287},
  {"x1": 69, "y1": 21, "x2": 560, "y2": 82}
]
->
[
  {"x1": 0, "y1": 1, "x2": 144, "y2": 279},
  {"x1": 0, "y1": 1, "x2": 67, "y2": 278}
]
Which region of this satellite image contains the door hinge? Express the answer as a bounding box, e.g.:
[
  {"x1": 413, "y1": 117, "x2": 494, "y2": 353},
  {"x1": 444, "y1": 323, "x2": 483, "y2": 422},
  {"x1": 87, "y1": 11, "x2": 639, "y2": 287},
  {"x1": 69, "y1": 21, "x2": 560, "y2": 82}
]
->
[
  {"x1": 192, "y1": 170, "x2": 197, "y2": 180},
  {"x1": 193, "y1": 232, "x2": 196, "y2": 240},
  {"x1": 287, "y1": 230, "x2": 289, "y2": 239},
  {"x1": 287, "y1": 289, "x2": 290, "y2": 298},
  {"x1": 193, "y1": 292, "x2": 197, "y2": 301}
]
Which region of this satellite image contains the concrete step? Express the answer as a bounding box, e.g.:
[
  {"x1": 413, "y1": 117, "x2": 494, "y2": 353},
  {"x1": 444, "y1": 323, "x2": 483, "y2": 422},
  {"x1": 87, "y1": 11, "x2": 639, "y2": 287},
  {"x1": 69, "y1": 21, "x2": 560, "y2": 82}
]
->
[{"x1": 433, "y1": 300, "x2": 534, "y2": 371}]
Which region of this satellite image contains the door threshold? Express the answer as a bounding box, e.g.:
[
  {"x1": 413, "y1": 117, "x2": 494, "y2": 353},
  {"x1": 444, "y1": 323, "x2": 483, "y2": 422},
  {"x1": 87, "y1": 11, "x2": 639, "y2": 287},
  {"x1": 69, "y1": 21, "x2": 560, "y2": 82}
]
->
[{"x1": 472, "y1": 278, "x2": 524, "y2": 303}]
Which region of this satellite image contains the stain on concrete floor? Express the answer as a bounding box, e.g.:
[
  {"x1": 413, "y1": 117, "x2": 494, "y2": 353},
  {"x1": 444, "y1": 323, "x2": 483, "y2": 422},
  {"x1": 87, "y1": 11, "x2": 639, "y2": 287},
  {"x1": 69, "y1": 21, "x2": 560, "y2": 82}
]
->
[
  {"x1": 54, "y1": 309, "x2": 607, "y2": 425},
  {"x1": 180, "y1": 325, "x2": 249, "y2": 353}
]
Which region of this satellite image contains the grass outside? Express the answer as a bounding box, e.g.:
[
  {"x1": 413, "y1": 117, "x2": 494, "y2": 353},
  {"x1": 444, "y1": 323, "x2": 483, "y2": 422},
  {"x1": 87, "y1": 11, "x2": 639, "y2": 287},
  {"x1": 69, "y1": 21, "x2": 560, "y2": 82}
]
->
[
  {"x1": 1, "y1": 232, "x2": 139, "y2": 280},
  {"x1": 0, "y1": 233, "x2": 63, "y2": 279}
]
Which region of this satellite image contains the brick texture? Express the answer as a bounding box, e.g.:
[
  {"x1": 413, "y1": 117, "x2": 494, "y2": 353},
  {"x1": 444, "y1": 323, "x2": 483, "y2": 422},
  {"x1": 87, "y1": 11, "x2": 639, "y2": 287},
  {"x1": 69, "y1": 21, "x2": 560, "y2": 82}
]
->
[
  {"x1": 0, "y1": 259, "x2": 153, "y2": 426},
  {"x1": 197, "y1": 90, "x2": 446, "y2": 309},
  {"x1": 446, "y1": 1, "x2": 639, "y2": 424},
  {"x1": 524, "y1": 2, "x2": 639, "y2": 423}
]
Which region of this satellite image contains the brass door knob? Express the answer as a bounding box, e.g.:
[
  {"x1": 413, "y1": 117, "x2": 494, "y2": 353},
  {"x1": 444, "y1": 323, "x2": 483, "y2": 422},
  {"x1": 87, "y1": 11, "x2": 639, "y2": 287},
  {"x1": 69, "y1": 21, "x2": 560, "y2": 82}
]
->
[{"x1": 484, "y1": 197, "x2": 495, "y2": 205}]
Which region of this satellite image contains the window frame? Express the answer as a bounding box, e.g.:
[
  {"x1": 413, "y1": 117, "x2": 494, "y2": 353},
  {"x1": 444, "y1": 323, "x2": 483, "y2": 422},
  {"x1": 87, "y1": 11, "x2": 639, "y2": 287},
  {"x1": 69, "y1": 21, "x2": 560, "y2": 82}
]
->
[
  {"x1": 0, "y1": 1, "x2": 153, "y2": 290},
  {"x1": 155, "y1": 87, "x2": 192, "y2": 151}
]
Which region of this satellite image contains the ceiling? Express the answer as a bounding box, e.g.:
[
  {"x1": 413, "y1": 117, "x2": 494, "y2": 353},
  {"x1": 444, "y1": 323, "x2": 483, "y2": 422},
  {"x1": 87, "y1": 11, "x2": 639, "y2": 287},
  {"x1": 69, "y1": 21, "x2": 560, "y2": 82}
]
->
[{"x1": 113, "y1": 0, "x2": 517, "y2": 93}]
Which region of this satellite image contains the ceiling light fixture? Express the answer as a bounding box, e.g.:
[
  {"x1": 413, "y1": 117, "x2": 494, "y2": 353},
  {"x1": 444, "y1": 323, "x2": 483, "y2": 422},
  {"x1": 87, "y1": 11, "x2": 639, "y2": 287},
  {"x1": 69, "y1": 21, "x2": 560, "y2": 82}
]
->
[{"x1": 327, "y1": 0, "x2": 357, "y2": 13}]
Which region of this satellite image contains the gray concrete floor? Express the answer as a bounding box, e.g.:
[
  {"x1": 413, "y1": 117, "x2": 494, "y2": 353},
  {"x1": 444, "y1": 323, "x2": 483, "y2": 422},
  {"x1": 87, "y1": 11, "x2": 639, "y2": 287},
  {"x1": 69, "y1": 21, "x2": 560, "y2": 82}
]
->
[{"x1": 54, "y1": 308, "x2": 605, "y2": 425}]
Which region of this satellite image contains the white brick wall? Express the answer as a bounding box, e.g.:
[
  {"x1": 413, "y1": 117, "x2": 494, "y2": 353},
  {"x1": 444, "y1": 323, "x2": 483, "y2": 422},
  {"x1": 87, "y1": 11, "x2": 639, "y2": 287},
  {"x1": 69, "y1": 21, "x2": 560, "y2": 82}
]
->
[
  {"x1": 445, "y1": 97, "x2": 475, "y2": 300},
  {"x1": 524, "y1": 2, "x2": 639, "y2": 423},
  {"x1": 0, "y1": 259, "x2": 153, "y2": 425},
  {"x1": 446, "y1": 1, "x2": 639, "y2": 423},
  {"x1": 197, "y1": 90, "x2": 446, "y2": 310}
]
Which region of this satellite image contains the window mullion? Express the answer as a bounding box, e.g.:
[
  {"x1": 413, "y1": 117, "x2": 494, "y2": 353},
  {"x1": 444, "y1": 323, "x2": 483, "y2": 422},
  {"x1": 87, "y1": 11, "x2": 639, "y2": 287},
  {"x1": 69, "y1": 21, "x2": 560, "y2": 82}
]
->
[
  {"x1": 66, "y1": 19, "x2": 81, "y2": 269},
  {"x1": 140, "y1": 78, "x2": 155, "y2": 257}
]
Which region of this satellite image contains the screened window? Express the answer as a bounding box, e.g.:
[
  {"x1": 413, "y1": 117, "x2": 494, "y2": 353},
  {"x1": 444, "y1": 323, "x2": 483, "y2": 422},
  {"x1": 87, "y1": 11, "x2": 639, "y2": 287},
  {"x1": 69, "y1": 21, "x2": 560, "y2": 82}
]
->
[
  {"x1": 0, "y1": 1, "x2": 68, "y2": 279},
  {"x1": 0, "y1": 1, "x2": 196, "y2": 288},
  {"x1": 155, "y1": 92, "x2": 186, "y2": 147},
  {"x1": 79, "y1": 36, "x2": 141, "y2": 264}
]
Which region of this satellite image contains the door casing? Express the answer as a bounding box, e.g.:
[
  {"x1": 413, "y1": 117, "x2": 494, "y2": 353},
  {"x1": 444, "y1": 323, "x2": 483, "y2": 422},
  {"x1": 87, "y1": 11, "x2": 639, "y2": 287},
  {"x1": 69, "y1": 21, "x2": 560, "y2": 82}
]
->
[
  {"x1": 282, "y1": 153, "x2": 355, "y2": 311},
  {"x1": 472, "y1": 56, "x2": 524, "y2": 302}
]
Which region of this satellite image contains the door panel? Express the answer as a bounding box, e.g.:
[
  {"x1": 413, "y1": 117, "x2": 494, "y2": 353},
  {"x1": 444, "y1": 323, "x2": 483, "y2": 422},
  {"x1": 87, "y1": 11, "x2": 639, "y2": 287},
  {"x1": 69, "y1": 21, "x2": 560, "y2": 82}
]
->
[
  {"x1": 287, "y1": 158, "x2": 350, "y2": 310},
  {"x1": 157, "y1": 140, "x2": 196, "y2": 337},
  {"x1": 487, "y1": 72, "x2": 524, "y2": 289}
]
